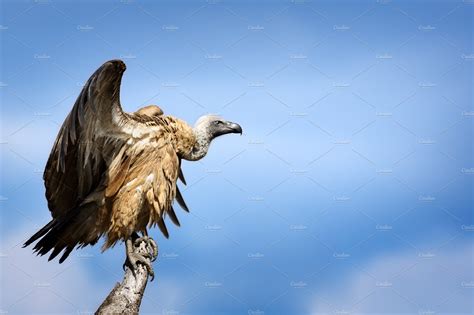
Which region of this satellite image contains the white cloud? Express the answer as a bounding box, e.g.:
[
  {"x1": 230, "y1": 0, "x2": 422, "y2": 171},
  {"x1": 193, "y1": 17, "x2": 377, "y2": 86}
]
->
[
  {"x1": 0, "y1": 223, "x2": 107, "y2": 314},
  {"x1": 310, "y1": 243, "x2": 474, "y2": 314}
]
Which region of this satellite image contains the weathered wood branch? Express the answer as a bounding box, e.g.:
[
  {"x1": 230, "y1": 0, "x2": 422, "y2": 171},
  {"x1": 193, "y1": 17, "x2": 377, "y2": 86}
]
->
[{"x1": 95, "y1": 239, "x2": 153, "y2": 315}]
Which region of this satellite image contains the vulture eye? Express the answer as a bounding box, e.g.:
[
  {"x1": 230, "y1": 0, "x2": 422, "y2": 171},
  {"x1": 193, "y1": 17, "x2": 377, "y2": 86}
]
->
[{"x1": 214, "y1": 120, "x2": 223, "y2": 126}]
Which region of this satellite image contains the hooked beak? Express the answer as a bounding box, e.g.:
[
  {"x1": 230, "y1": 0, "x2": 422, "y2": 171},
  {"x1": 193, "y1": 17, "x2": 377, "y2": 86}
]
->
[
  {"x1": 210, "y1": 120, "x2": 243, "y2": 139},
  {"x1": 226, "y1": 121, "x2": 242, "y2": 135}
]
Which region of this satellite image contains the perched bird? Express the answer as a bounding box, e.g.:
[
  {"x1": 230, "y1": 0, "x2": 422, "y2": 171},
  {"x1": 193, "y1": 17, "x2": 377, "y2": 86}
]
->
[{"x1": 24, "y1": 60, "x2": 242, "y2": 275}]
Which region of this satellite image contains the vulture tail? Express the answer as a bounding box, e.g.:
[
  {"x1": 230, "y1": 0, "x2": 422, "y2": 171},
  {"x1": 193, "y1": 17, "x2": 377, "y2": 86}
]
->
[{"x1": 23, "y1": 202, "x2": 99, "y2": 263}]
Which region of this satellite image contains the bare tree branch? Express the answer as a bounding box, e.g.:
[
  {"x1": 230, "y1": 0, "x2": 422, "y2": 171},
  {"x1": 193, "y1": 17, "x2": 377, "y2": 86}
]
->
[{"x1": 95, "y1": 239, "x2": 154, "y2": 314}]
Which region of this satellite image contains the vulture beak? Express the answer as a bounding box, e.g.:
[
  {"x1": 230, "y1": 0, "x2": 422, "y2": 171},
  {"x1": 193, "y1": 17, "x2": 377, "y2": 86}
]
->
[
  {"x1": 225, "y1": 121, "x2": 243, "y2": 135},
  {"x1": 212, "y1": 120, "x2": 243, "y2": 139}
]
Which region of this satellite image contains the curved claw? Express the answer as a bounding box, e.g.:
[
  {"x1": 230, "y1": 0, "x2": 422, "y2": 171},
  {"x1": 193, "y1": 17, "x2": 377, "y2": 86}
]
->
[
  {"x1": 148, "y1": 238, "x2": 158, "y2": 262},
  {"x1": 126, "y1": 251, "x2": 154, "y2": 280},
  {"x1": 125, "y1": 237, "x2": 157, "y2": 281},
  {"x1": 134, "y1": 236, "x2": 158, "y2": 262}
]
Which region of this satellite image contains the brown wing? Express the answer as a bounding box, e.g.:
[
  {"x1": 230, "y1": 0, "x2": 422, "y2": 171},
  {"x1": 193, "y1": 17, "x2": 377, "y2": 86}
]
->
[
  {"x1": 24, "y1": 60, "x2": 166, "y2": 262},
  {"x1": 44, "y1": 59, "x2": 137, "y2": 218},
  {"x1": 25, "y1": 60, "x2": 191, "y2": 262}
]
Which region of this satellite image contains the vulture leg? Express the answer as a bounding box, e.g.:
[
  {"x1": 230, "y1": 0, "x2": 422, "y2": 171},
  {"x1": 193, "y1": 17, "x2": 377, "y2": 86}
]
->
[
  {"x1": 134, "y1": 230, "x2": 158, "y2": 262},
  {"x1": 124, "y1": 234, "x2": 155, "y2": 280}
]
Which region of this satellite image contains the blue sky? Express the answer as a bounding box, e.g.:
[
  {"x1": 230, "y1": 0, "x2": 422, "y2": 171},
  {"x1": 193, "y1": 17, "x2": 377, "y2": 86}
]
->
[{"x1": 0, "y1": 0, "x2": 473, "y2": 314}]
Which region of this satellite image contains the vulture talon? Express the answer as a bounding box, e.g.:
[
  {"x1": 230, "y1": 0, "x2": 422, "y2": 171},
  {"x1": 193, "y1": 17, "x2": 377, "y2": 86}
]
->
[
  {"x1": 125, "y1": 238, "x2": 155, "y2": 281},
  {"x1": 133, "y1": 236, "x2": 158, "y2": 262}
]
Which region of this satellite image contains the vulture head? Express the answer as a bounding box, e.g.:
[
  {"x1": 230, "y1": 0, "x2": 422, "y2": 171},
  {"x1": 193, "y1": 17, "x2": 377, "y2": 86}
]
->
[{"x1": 183, "y1": 115, "x2": 242, "y2": 161}]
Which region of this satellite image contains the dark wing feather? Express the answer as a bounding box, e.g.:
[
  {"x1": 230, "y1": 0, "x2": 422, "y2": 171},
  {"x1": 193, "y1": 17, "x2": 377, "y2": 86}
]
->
[
  {"x1": 25, "y1": 59, "x2": 190, "y2": 261},
  {"x1": 178, "y1": 158, "x2": 187, "y2": 185},
  {"x1": 167, "y1": 206, "x2": 181, "y2": 227},
  {"x1": 157, "y1": 218, "x2": 170, "y2": 239},
  {"x1": 175, "y1": 186, "x2": 189, "y2": 212},
  {"x1": 44, "y1": 59, "x2": 130, "y2": 218},
  {"x1": 24, "y1": 60, "x2": 144, "y2": 262}
]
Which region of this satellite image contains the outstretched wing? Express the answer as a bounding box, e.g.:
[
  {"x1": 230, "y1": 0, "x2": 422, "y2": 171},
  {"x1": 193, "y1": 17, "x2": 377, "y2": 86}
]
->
[
  {"x1": 25, "y1": 60, "x2": 141, "y2": 261},
  {"x1": 25, "y1": 60, "x2": 190, "y2": 262},
  {"x1": 44, "y1": 59, "x2": 135, "y2": 218}
]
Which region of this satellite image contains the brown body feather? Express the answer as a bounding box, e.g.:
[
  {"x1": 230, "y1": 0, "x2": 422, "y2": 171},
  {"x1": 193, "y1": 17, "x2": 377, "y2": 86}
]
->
[{"x1": 24, "y1": 60, "x2": 196, "y2": 262}]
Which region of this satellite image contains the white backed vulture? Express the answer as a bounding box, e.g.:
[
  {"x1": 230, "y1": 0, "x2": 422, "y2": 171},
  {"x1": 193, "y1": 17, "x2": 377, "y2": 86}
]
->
[{"x1": 23, "y1": 60, "x2": 242, "y2": 276}]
